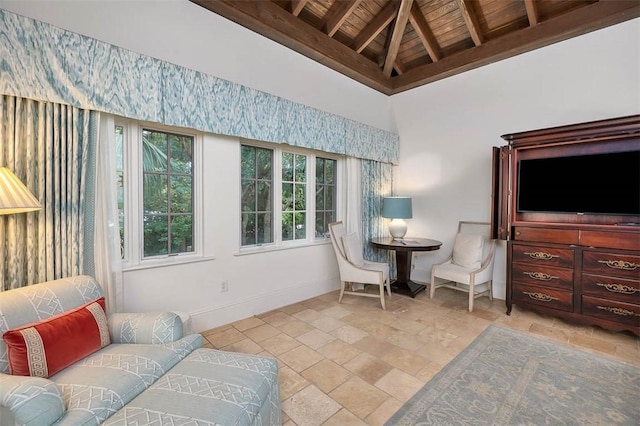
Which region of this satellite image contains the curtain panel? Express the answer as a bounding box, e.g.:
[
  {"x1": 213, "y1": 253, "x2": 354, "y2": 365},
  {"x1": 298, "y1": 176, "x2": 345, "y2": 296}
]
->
[{"x1": 0, "y1": 95, "x2": 97, "y2": 290}]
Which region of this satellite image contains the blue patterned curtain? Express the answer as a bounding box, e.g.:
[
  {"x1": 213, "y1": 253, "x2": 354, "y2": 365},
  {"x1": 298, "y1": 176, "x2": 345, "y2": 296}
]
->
[
  {"x1": 361, "y1": 159, "x2": 394, "y2": 271},
  {"x1": 0, "y1": 95, "x2": 97, "y2": 290}
]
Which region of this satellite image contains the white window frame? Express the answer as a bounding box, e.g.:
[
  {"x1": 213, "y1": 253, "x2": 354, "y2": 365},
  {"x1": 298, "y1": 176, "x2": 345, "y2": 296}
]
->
[
  {"x1": 239, "y1": 140, "x2": 343, "y2": 253},
  {"x1": 117, "y1": 119, "x2": 205, "y2": 270}
]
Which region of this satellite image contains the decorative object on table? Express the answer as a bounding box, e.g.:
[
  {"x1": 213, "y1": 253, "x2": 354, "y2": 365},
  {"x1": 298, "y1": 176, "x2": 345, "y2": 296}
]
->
[
  {"x1": 385, "y1": 325, "x2": 640, "y2": 426},
  {"x1": 0, "y1": 167, "x2": 41, "y2": 214},
  {"x1": 430, "y1": 221, "x2": 496, "y2": 312},
  {"x1": 381, "y1": 196, "x2": 412, "y2": 240},
  {"x1": 328, "y1": 221, "x2": 391, "y2": 309}
]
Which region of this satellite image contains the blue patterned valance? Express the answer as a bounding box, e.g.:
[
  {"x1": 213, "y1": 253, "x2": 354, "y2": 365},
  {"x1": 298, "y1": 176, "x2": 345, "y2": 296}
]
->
[{"x1": 0, "y1": 9, "x2": 398, "y2": 164}]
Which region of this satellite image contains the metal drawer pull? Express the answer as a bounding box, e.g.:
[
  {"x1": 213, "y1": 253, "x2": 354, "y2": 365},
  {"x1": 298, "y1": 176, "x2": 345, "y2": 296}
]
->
[
  {"x1": 597, "y1": 259, "x2": 638, "y2": 271},
  {"x1": 597, "y1": 306, "x2": 640, "y2": 317},
  {"x1": 524, "y1": 251, "x2": 559, "y2": 261},
  {"x1": 596, "y1": 282, "x2": 639, "y2": 295},
  {"x1": 523, "y1": 271, "x2": 558, "y2": 281},
  {"x1": 523, "y1": 292, "x2": 558, "y2": 302}
]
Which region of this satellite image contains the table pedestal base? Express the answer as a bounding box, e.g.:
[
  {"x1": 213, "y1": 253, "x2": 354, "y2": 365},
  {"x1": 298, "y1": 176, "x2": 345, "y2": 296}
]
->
[{"x1": 390, "y1": 280, "x2": 426, "y2": 298}]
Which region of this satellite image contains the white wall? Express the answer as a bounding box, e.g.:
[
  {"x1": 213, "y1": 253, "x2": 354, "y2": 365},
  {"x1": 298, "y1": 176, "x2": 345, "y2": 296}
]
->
[{"x1": 391, "y1": 18, "x2": 640, "y2": 299}]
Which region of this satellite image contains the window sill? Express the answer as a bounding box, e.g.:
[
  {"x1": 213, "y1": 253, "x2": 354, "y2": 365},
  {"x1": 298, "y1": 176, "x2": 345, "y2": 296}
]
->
[
  {"x1": 234, "y1": 239, "x2": 331, "y2": 256},
  {"x1": 122, "y1": 255, "x2": 216, "y2": 272}
]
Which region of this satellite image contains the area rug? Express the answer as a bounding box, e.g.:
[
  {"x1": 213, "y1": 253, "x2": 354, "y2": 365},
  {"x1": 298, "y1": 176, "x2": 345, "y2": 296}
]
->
[{"x1": 385, "y1": 325, "x2": 640, "y2": 425}]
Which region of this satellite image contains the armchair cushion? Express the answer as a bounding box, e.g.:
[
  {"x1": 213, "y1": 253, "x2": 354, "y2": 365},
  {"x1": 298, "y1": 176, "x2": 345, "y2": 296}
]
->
[
  {"x1": 0, "y1": 373, "x2": 64, "y2": 426},
  {"x1": 342, "y1": 232, "x2": 365, "y2": 267},
  {"x1": 452, "y1": 233, "x2": 484, "y2": 269},
  {"x1": 3, "y1": 298, "x2": 109, "y2": 378}
]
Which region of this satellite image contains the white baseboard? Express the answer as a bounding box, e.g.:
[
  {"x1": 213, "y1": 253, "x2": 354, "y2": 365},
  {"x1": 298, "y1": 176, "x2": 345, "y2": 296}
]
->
[{"x1": 189, "y1": 278, "x2": 340, "y2": 332}]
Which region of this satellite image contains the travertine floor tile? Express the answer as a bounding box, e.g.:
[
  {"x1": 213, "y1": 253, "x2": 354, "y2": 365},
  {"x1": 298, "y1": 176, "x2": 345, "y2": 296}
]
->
[
  {"x1": 296, "y1": 329, "x2": 336, "y2": 349},
  {"x1": 278, "y1": 366, "x2": 309, "y2": 400},
  {"x1": 329, "y1": 376, "x2": 389, "y2": 419},
  {"x1": 354, "y1": 335, "x2": 396, "y2": 358},
  {"x1": 301, "y1": 359, "x2": 352, "y2": 393},
  {"x1": 382, "y1": 347, "x2": 429, "y2": 375},
  {"x1": 206, "y1": 327, "x2": 246, "y2": 348},
  {"x1": 259, "y1": 311, "x2": 294, "y2": 327},
  {"x1": 293, "y1": 308, "x2": 324, "y2": 323},
  {"x1": 342, "y1": 352, "x2": 393, "y2": 385},
  {"x1": 323, "y1": 408, "x2": 367, "y2": 425},
  {"x1": 243, "y1": 323, "x2": 281, "y2": 342},
  {"x1": 279, "y1": 319, "x2": 316, "y2": 337},
  {"x1": 221, "y1": 338, "x2": 263, "y2": 355},
  {"x1": 331, "y1": 325, "x2": 368, "y2": 344},
  {"x1": 279, "y1": 345, "x2": 324, "y2": 373},
  {"x1": 365, "y1": 397, "x2": 404, "y2": 426},
  {"x1": 318, "y1": 339, "x2": 362, "y2": 365},
  {"x1": 310, "y1": 316, "x2": 344, "y2": 332},
  {"x1": 375, "y1": 368, "x2": 425, "y2": 402},
  {"x1": 232, "y1": 316, "x2": 265, "y2": 331},
  {"x1": 282, "y1": 385, "x2": 340, "y2": 426},
  {"x1": 261, "y1": 333, "x2": 301, "y2": 356}
]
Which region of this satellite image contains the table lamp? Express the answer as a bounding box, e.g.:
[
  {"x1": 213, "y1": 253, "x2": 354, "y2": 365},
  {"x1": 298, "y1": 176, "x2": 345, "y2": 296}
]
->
[
  {"x1": 382, "y1": 196, "x2": 412, "y2": 240},
  {"x1": 0, "y1": 167, "x2": 42, "y2": 215}
]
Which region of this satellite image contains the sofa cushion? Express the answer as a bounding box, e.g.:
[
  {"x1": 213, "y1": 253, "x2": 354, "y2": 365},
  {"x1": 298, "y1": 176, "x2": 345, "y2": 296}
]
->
[{"x1": 3, "y1": 298, "x2": 109, "y2": 378}]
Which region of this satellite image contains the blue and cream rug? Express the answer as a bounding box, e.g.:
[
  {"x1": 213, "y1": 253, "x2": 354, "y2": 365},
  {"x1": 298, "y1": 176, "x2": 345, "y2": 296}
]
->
[{"x1": 386, "y1": 325, "x2": 639, "y2": 425}]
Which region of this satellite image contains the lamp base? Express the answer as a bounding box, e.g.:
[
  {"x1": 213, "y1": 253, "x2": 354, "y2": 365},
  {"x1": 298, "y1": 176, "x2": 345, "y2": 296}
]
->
[{"x1": 388, "y1": 219, "x2": 407, "y2": 240}]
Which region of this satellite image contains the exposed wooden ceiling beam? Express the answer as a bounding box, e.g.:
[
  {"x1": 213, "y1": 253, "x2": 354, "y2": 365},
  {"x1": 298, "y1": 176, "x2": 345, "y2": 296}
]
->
[
  {"x1": 383, "y1": 0, "x2": 414, "y2": 77},
  {"x1": 458, "y1": 0, "x2": 484, "y2": 46},
  {"x1": 392, "y1": 0, "x2": 640, "y2": 94},
  {"x1": 352, "y1": 1, "x2": 398, "y2": 53},
  {"x1": 524, "y1": 0, "x2": 539, "y2": 26},
  {"x1": 190, "y1": 0, "x2": 392, "y2": 94},
  {"x1": 394, "y1": 60, "x2": 406, "y2": 75},
  {"x1": 291, "y1": 0, "x2": 308, "y2": 17},
  {"x1": 409, "y1": 2, "x2": 442, "y2": 62},
  {"x1": 325, "y1": 0, "x2": 363, "y2": 37}
]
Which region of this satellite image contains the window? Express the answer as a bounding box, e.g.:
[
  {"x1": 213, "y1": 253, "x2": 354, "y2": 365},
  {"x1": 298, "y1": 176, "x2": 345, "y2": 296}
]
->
[
  {"x1": 315, "y1": 157, "x2": 337, "y2": 238},
  {"x1": 116, "y1": 121, "x2": 200, "y2": 265},
  {"x1": 241, "y1": 143, "x2": 340, "y2": 248}
]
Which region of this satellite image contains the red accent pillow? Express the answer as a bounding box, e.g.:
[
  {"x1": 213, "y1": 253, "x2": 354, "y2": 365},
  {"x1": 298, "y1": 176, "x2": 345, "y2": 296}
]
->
[{"x1": 3, "y1": 297, "x2": 110, "y2": 378}]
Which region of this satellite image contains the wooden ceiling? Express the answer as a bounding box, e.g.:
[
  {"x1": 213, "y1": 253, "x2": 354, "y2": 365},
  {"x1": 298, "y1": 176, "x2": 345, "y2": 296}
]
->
[{"x1": 191, "y1": 0, "x2": 640, "y2": 95}]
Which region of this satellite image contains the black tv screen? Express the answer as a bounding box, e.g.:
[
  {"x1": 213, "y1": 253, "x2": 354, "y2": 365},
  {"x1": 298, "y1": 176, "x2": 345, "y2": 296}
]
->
[{"x1": 517, "y1": 150, "x2": 640, "y2": 216}]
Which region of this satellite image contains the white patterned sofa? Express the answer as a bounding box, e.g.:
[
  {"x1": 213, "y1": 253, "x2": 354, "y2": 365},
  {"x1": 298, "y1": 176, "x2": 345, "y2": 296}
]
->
[{"x1": 0, "y1": 276, "x2": 280, "y2": 425}]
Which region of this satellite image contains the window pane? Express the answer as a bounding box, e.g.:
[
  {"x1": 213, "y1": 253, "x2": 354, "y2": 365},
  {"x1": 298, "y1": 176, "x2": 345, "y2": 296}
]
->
[
  {"x1": 316, "y1": 186, "x2": 324, "y2": 210},
  {"x1": 282, "y1": 152, "x2": 293, "y2": 181},
  {"x1": 316, "y1": 157, "x2": 324, "y2": 183},
  {"x1": 241, "y1": 213, "x2": 256, "y2": 246},
  {"x1": 170, "y1": 215, "x2": 193, "y2": 253},
  {"x1": 257, "y1": 181, "x2": 271, "y2": 212},
  {"x1": 282, "y1": 183, "x2": 293, "y2": 211},
  {"x1": 241, "y1": 146, "x2": 256, "y2": 179},
  {"x1": 144, "y1": 215, "x2": 169, "y2": 256},
  {"x1": 242, "y1": 181, "x2": 256, "y2": 212},
  {"x1": 326, "y1": 159, "x2": 335, "y2": 184},
  {"x1": 256, "y1": 148, "x2": 272, "y2": 180},
  {"x1": 169, "y1": 134, "x2": 193, "y2": 174},
  {"x1": 295, "y1": 154, "x2": 306, "y2": 182},
  {"x1": 295, "y1": 212, "x2": 306, "y2": 239},
  {"x1": 170, "y1": 176, "x2": 192, "y2": 214},
  {"x1": 144, "y1": 175, "x2": 168, "y2": 213},
  {"x1": 326, "y1": 185, "x2": 334, "y2": 210},
  {"x1": 294, "y1": 183, "x2": 306, "y2": 210},
  {"x1": 282, "y1": 212, "x2": 293, "y2": 241},
  {"x1": 142, "y1": 130, "x2": 168, "y2": 173},
  {"x1": 257, "y1": 213, "x2": 273, "y2": 244},
  {"x1": 115, "y1": 125, "x2": 125, "y2": 258}
]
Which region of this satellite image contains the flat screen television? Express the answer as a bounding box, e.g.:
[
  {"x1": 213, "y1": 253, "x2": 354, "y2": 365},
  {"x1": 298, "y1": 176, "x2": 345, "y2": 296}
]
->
[{"x1": 517, "y1": 150, "x2": 640, "y2": 216}]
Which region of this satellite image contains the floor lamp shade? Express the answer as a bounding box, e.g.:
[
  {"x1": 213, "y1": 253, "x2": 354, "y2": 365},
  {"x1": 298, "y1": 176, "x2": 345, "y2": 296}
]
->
[
  {"x1": 382, "y1": 197, "x2": 412, "y2": 240},
  {"x1": 0, "y1": 167, "x2": 42, "y2": 215}
]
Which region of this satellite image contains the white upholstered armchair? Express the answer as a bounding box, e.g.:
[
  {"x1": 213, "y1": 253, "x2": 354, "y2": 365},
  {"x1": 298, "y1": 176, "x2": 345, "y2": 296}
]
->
[
  {"x1": 328, "y1": 221, "x2": 391, "y2": 310},
  {"x1": 430, "y1": 221, "x2": 496, "y2": 312}
]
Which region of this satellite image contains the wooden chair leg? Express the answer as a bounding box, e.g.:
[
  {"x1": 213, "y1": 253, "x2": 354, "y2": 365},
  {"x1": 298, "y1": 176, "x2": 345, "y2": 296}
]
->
[
  {"x1": 468, "y1": 282, "x2": 474, "y2": 312},
  {"x1": 339, "y1": 281, "x2": 346, "y2": 303},
  {"x1": 379, "y1": 283, "x2": 386, "y2": 310}
]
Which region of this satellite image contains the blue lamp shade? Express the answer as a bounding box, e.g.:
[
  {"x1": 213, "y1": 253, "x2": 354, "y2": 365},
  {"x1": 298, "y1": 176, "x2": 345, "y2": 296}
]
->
[{"x1": 382, "y1": 197, "x2": 412, "y2": 219}]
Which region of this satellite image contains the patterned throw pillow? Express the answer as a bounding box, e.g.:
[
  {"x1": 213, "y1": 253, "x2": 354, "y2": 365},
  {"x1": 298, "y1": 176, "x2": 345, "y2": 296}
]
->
[{"x1": 3, "y1": 297, "x2": 110, "y2": 378}]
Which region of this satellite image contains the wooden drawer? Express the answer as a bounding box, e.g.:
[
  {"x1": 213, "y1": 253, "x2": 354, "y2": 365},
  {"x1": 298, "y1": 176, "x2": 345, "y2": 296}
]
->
[
  {"x1": 512, "y1": 244, "x2": 573, "y2": 268},
  {"x1": 513, "y1": 227, "x2": 579, "y2": 245},
  {"x1": 580, "y1": 230, "x2": 640, "y2": 251},
  {"x1": 512, "y1": 262, "x2": 573, "y2": 289},
  {"x1": 582, "y1": 274, "x2": 640, "y2": 305},
  {"x1": 512, "y1": 282, "x2": 573, "y2": 312},
  {"x1": 582, "y1": 296, "x2": 640, "y2": 328},
  {"x1": 583, "y1": 251, "x2": 640, "y2": 280}
]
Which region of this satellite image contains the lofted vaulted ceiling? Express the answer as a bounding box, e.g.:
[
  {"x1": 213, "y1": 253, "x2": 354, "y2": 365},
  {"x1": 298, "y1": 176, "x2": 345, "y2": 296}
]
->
[{"x1": 190, "y1": 0, "x2": 640, "y2": 95}]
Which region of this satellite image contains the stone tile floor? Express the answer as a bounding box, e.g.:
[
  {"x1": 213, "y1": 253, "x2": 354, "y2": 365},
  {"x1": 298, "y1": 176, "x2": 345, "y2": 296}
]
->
[{"x1": 200, "y1": 287, "x2": 640, "y2": 426}]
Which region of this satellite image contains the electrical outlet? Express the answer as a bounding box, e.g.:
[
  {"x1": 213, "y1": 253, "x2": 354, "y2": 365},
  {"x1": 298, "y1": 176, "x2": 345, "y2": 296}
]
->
[{"x1": 220, "y1": 280, "x2": 229, "y2": 292}]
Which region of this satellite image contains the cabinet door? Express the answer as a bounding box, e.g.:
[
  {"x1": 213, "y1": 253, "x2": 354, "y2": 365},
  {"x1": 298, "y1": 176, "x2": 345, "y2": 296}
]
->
[{"x1": 491, "y1": 146, "x2": 510, "y2": 240}]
